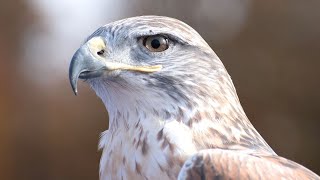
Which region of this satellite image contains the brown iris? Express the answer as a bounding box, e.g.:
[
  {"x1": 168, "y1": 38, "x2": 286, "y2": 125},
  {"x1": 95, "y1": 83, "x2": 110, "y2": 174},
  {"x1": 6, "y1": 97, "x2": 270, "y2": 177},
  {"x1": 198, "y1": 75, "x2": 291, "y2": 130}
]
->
[{"x1": 143, "y1": 35, "x2": 169, "y2": 52}]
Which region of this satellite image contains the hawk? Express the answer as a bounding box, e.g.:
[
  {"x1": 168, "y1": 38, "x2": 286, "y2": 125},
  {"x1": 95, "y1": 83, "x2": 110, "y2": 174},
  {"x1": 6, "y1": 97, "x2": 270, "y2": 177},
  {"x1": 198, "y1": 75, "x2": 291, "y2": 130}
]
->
[{"x1": 69, "y1": 16, "x2": 319, "y2": 179}]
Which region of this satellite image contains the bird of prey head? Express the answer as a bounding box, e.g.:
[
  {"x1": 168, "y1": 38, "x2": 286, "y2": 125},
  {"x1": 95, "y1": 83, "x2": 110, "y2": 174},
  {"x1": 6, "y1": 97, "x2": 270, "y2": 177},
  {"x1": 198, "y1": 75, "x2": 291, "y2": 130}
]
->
[{"x1": 69, "y1": 16, "x2": 319, "y2": 180}]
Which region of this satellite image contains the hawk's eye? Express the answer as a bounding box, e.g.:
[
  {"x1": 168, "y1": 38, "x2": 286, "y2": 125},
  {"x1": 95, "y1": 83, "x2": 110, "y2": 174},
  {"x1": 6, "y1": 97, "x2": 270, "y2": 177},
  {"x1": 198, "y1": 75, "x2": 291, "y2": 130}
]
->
[{"x1": 142, "y1": 35, "x2": 169, "y2": 52}]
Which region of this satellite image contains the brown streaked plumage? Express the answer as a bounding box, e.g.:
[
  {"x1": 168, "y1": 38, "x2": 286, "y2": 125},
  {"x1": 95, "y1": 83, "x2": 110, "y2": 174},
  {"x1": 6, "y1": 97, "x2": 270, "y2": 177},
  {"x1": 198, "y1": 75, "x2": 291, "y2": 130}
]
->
[
  {"x1": 68, "y1": 16, "x2": 320, "y2": 179},
  {"x1": 179, "y1": 149, "x2": 319, "y2": 179}
]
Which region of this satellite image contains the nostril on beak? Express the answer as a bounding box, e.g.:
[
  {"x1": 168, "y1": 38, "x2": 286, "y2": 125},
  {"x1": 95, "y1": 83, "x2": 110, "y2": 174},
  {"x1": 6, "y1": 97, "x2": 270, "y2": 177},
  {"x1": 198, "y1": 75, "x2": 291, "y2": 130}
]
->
[{"x1": 97, "y1": 49, "x2": 105, "y2": 56}]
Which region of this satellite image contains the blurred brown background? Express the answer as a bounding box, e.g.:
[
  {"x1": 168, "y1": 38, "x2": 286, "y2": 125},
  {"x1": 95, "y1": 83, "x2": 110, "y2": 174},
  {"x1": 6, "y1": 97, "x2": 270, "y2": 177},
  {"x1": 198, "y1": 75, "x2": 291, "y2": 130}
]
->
[{"x1": 0, "y1": 0, "x2": 319, "y2": 179}]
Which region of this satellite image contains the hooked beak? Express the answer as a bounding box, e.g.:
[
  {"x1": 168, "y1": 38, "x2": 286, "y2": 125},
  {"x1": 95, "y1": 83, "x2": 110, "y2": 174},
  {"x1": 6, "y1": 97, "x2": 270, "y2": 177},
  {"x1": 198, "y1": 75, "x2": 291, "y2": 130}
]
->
[
  {"x1": 69, "y1": 36, "x2": 162, "y2": 95},
  {"x1": 69, "y1": 44, "x2": 106, "y2": 95}
]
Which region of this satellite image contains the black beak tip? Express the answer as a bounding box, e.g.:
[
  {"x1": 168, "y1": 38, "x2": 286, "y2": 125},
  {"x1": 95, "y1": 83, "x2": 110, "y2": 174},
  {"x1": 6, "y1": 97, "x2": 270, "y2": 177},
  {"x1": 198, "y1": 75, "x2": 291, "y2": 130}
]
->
[
  {"x1": 73, "y1": 87, "x2": 78, "y2": 96},
  {"x1": 70, "y1": 75, "x2": 79, "y2": 96},
  {"x1": 69, "y1": 52, "x2": 81, "y2": 96}
]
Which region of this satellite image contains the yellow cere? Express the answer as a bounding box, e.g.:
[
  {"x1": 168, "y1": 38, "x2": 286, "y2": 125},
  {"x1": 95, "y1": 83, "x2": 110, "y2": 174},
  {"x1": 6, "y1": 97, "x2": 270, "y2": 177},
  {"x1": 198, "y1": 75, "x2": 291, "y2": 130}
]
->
[{"x1": 87, "y1": 36, "x2": 106, "y2": 58}]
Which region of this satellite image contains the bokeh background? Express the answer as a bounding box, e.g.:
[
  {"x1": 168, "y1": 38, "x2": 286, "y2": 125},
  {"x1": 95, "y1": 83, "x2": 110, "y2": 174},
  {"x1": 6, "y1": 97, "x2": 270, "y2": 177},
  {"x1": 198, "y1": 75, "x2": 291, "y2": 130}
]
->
[{"x1": 0, "y1": 0, "x2": 319, "y2": 179}]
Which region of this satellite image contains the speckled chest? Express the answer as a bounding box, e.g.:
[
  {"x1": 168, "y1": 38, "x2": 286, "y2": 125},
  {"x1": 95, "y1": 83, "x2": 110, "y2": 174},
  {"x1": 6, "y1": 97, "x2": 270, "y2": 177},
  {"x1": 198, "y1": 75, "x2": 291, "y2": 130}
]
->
[{"x1": 99, "y1": 120, "x2": 197, "y2": 180}]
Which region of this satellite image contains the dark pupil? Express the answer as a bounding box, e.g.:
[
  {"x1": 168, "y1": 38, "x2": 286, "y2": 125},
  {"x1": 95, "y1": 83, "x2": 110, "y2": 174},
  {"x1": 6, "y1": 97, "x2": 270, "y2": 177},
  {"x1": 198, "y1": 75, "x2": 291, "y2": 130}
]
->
[{"x1": 151, "y1": 39, "x2": 161, "y2": 49}]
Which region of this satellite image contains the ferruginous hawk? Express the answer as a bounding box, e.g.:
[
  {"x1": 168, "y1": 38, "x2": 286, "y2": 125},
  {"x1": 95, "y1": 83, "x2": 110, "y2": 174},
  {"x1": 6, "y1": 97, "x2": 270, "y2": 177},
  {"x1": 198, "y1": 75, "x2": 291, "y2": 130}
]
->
[{"x1": 69, "y1": 16, "x2": 320, "y2": 180}]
